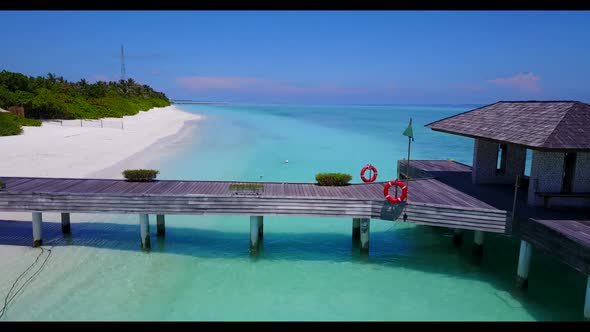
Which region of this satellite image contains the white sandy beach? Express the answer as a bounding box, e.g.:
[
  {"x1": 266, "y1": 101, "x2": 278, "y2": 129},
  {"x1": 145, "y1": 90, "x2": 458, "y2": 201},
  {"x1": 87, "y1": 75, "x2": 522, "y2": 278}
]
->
[
  {"x1": 0, "y1": 105, "x2": 201, "y2": 224},
  {"x1": 0, "y1": 105, "x2": 200, "y2": 178}
]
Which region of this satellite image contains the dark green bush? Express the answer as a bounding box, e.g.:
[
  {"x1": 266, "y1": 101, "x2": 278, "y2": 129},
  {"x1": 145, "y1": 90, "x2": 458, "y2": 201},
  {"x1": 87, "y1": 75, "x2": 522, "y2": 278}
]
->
[
  {"x1": 0, "y1": 70, "x2": 170, "y2": 120},
  {"x1": 0, "y1": 112, "x2": 42, "y2": 136},
  {"x1": 0, "y1": 114, "x2": 23, "y2": 136},
  {"x1": 229, "y1": 183, "x2": 265, "y2": 191},
  {"x1": 0, "y1": 180, "x2": 5, "y2": 189},
  {"x1": 315, "y1": 173, "x2": 352, "y2": 186},
  {"x1": 122, "y1": 169, "x2": 159, "y2": 182}
]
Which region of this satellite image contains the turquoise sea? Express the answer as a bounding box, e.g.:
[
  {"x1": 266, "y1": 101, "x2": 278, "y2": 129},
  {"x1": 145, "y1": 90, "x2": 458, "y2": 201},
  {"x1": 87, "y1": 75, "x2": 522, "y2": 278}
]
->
[{"x1": 0, "y1": 104, "x2": 587, "y2": 321}]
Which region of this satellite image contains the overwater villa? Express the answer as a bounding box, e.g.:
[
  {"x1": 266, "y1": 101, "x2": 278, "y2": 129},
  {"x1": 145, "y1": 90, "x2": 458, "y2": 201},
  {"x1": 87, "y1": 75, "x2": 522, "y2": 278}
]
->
[
  {"x1": 414, "y1": 100, "x2": 590, "y2": 319},
  {"x1": 0, "y1": 101, "x2": 589, "y2": 319}
]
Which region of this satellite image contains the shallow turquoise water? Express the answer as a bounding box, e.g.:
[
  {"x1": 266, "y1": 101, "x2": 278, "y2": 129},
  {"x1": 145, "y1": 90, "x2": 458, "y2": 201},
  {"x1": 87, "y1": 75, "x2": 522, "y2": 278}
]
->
[{"x1": 0, "y1": 104, "x2": 586, "y2": 321}]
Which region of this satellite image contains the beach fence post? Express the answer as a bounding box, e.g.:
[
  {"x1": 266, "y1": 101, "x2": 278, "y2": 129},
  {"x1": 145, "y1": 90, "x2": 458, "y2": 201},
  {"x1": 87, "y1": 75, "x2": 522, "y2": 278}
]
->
[
  {"x1": 139, "y1": 214, "x2": 151, "y2": 250},
  {"x1": 61, "y1": 212, "x2": 71, "y2": 234},
  {"x1": 250, "y1": 216, "x2": 263, "y2": 252},
  {"x1": 80, "y1": 119, "x2": 83, "y2": 127},
  {"x1": 101, "y1": 120, "x2": 103, "y2": 128},
  {"x1": 360, "y1": 218, "x2": 370, "y2": 255},
  {"x1": 32, "y1": 212, "x2": 43, "y2": 247},
  {"x1": 516, "y1": 240, "x2": 533, "y2": 289},
  {"x1": 352, "y1": 218, "x2": 361, "y2": 240},
  {"x1": 452, "y1": 229, "x2": 463, "y2": 247},
  {"x1": 472, "y1": 230, "x2": 484, "y2": 256},
  {"x1": 156, "y1": 214, "x2": 165, "y2": 236}
]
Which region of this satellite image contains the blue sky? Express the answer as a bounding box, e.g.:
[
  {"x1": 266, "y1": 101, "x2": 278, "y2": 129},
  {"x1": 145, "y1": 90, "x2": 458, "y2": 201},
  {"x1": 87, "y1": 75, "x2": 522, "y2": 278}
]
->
[{"x1": 0, "y1": 11, "x2": 589, "y2": 104}]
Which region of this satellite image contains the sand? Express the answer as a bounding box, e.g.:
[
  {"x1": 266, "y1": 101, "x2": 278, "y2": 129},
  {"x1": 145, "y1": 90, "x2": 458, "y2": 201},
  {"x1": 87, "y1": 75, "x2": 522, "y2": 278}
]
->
[
  {"x1": 0, "y1": 105, "x2": 201, "y2": 223},
  {"x1": 0, "y1": 105, "x2": 201, "y2": 178}
]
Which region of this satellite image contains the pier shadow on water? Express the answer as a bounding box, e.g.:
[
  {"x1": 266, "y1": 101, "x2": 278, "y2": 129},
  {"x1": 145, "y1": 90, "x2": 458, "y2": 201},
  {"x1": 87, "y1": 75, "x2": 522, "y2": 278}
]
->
[{"x1": 0, "y1": 218, "x2": 586, "y2": 321}]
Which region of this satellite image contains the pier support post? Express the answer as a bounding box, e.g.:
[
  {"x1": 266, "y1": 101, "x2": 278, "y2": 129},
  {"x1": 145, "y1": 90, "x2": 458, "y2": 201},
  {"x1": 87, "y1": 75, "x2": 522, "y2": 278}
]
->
[
  {"x1": 360, "y1": 218, "x2": 370, "y2": 255},
  {"x1": 452, "y1": 229, "x2": 463, "y2": 247},
  {"x1": 61, "y1": 213, "x2": 71, "y2": 234},
  {"x1": 250, "y1": 216, "x2": 263, "y2": 252},
  {"x1": 516, "y1": 240, "x2": 533, "y2": 289},
  {"x1": 139, "y1": 214, "x2": 151, "y2": 250},
  {"x1": 584, "y1": 276, "x2": 589, "y2": 321},
  {"x1": 258, "y1": 218, "x2": 264, "y2": 238},
  {"x1": 472, "y1": 230, "x2": 484, "y2": 257},
  {"x1": 352, "y1": 218, "x2": 361, "y2": 240},
  {"x1": 32, "y1": 212, "x2": 43, "y2": 247},
  {"x1": 156, "y1": 214, "x2": 165, "y2": 237}
]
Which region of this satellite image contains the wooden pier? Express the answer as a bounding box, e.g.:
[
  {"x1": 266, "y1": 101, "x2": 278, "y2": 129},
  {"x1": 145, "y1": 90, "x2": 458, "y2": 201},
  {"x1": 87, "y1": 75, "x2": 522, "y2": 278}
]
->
[{"x1": 0, "y1": 172, "x2": 510, "y2": 250}]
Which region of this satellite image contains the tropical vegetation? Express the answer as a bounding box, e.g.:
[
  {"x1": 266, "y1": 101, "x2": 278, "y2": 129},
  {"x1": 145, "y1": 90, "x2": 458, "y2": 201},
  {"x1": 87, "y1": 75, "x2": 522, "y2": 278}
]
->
[
  {"x1": 0, "y1": 70, "x2": 169, "y2": 120},
  {"x1": 0, "y1": 112, "x2": 41, "y2": 136}
]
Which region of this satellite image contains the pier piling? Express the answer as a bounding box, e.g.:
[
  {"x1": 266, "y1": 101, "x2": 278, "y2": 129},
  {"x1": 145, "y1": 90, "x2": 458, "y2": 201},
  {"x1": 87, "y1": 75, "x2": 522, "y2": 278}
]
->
[
  {"x1": 352, "y1": 218, "x2": 361, "y2": 240},
  {"x1": 250, "y1": 216, "x2": 263, "y2": 252},
  {"x1": 258, "y1": 218, "x2": 264, "y2": 238},
  {"x1": 516, "y1": 240, "x2": 533, "y2": 289},
  {"x1": 32, "y1": 212, "x2": 43, "y2": 247},
  {"x1": 156, "y1": 214, "x2": 165, "y2": 236},
  {"x1": 61, "y1": 212, "x2": 71, "y2": 234},
  {"x1": 452, "y1": 229, "x2": 463, "y2": 247},
  {"x1": 139, "y1": 214, "x2": 151, "y2": 250},
  {"x1": 472, "y1": 230, "x2": 484, "y2": 256},
  {"x1": 360, "y1": 218, "x2": 370, "y2": 255},
  {"x1": 585, "y1": 276, "x2": 589, "y2": 321}
]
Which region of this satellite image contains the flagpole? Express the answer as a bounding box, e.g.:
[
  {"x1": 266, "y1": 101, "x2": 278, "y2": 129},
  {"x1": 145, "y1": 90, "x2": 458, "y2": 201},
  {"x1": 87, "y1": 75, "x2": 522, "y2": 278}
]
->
[{"x1": 405, "y1": 118, "x2": 412, "y2": 200}]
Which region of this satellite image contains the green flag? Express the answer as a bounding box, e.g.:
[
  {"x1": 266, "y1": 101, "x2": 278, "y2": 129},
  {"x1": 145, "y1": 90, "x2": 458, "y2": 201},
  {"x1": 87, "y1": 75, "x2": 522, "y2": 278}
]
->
[{"x1": 402, "y1": 118, "x2": 414, "y2": 141}]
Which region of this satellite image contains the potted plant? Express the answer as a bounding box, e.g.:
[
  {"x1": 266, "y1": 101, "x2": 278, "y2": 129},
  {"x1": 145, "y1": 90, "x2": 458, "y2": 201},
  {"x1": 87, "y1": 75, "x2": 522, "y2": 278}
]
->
[
  {"x1": 315, "y1": 173, "x2": 352, "y2": 186},
  {"x1": 122, "y1": 169, "x2": 159, "y2": 182}
]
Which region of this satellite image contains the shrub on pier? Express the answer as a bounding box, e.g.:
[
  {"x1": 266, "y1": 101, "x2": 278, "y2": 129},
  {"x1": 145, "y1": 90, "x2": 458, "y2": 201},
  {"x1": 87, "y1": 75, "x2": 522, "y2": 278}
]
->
[
  {"x1": 315, "y1": 173, "x2": 352, "y2": 186},
  {"x1": 122, "y1": 169, "x2": 160, "y2": 182},
  {"x1": 228, "y1": 183, "x2": 265, "y2": 191},
  {"x1": 229, "y1": 183, "x2": 265, "y2": 195},
  {"x1": 0, "y1": 180, "x2": 5, "y2": 189}
]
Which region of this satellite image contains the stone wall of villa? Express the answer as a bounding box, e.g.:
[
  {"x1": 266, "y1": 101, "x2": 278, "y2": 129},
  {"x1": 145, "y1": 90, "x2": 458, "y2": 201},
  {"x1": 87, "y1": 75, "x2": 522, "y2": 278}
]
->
[
  {"x1": 471, "y1": 139, "x2": 526, "y2": 184},
  {"x1": 527, "y1": 151, "x2": 590, "y2": 207},
  {"x1": 573, "y1": 152, "x2": 590, "y2": 192}
]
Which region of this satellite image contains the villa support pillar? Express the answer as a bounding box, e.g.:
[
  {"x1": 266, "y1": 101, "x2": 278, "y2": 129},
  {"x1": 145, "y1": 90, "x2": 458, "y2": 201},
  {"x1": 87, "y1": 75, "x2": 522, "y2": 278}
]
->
[
  {"x1": 139, "y1": 214, "x2": 151, "y2": 250},
  {"x1": 352, "y1": 218, "x2": 361, "y2": 240},
  {"x1": 584, "y1": 276, "x2": 590, "y2": 321},
  {"x1": 61, "y1": 213, "x2": 71, "y2": 234},
  {"x1": 360, "y1": 218, "x2": 370, "y2": 255},
  {"x1": 250, "y1": 216, "x2": 263, "y2": 252},
  {"x1": 258, "y1": 218, "x2": 264, "y2": 238},
  {"x1": 156, "y1": 214, "x2": 165, "y2": 237},
  {"x1": 516, "y1": 240, "x2": 533, "y2": 289},
  {"x1": 472, "y1": 230, "x2": 484, "y2": 257},
  {"x1": 452, "y1": 229, "x2": 463, "y2": 247},
  {"x1": 32, "y1": 212, "x2": 43, "y2": 247}
]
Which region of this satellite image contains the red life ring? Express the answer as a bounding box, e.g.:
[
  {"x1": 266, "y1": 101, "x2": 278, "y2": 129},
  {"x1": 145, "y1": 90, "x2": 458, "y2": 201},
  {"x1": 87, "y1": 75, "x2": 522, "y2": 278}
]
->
[
  {"x1": 383, "y1": 180, "x2": 407, "y2": 204},
  {"x1": 360, "y1": 165, "x2": 378, "y2": 183}
]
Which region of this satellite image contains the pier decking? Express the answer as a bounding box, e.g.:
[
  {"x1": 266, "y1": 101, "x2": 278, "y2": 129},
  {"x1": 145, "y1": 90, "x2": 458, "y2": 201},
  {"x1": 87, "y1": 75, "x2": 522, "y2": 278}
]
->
[
  {"x1": 516, "y1": 218, "x2": 590, "y2": 275},
  {"x1": 0, "y1": 174, "x2": 509, "y2": 233}
]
